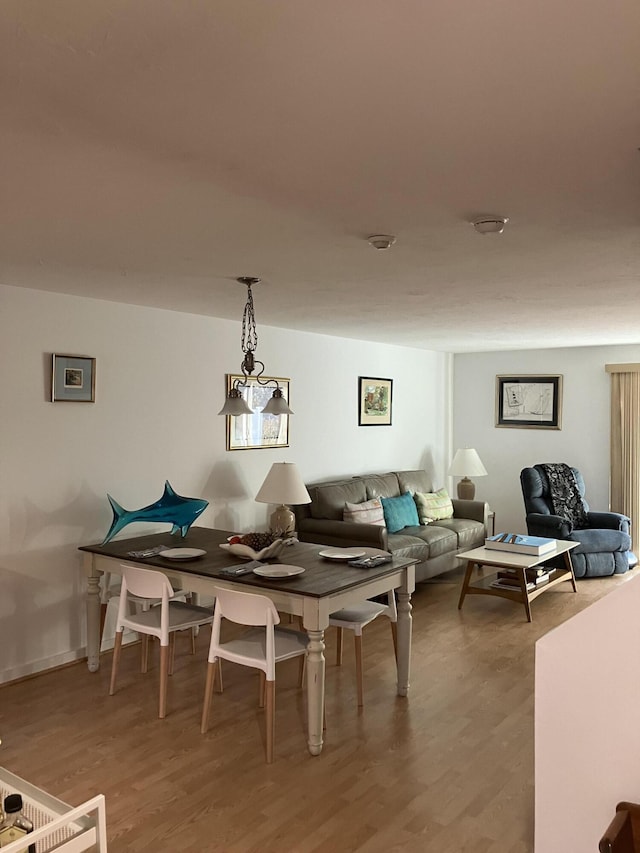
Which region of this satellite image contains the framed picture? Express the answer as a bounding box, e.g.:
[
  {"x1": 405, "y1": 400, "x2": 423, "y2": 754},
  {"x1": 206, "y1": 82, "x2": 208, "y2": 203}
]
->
[
  {"x1": 51, "y1": 354, "x2": 96, "y2": 402},
  {"x1": 225, "y1": 374, "x2": 290, "y2": 451},
  {"x1": 358, "y1": 376, "x2": 393, "y2": 426},
  {"x1": 496, "y1": 374, "x2": 563, "y2": 429}
]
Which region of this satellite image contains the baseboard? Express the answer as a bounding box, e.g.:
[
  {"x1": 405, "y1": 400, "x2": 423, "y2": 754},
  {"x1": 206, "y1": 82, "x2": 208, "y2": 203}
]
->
[{"x1": 0, "y1": 630, "x2": 138, "y2": 686}]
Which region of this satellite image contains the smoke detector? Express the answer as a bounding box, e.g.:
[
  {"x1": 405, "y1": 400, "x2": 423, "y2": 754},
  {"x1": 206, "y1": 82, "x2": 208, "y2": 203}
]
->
[
  {"x1": 472, "y1": 216, "x2": 509, "y2": 235},
  {"x1": 367, "y1": 234, "x2": 396, "y2": 250}
]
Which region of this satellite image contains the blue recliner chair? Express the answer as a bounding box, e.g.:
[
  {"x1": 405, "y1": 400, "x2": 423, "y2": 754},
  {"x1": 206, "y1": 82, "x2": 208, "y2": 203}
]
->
[{"x1": 520, "y1": 464, "x2": 634, "y2": 578}]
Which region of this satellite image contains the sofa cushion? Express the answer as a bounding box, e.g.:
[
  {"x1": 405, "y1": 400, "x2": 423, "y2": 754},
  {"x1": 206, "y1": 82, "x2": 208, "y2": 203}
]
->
[
  {"x1": 414, "y1": 488, "x2": 454, "y2": 522},
  {"x1": 389, "y1": 524, "x2": 458, "y2": 559},
  {"x1": 310, "y1": 480, "x2": 367, "y2": 520},
  {"x1": 360, "y1": 473, "x2": 400, "y2": 500},
  {"x1": 343, "y1": 497, "x2": 385, "y2": 526},
  {"x1": 397, "y1": 470, "x2": 433, "y2": 495},
  {"x1": 432, "y1": 517, "x2": 486, "y2": 549},
  {"x1": 380, "y1": 492, "x2": 419, "y2": 533}
]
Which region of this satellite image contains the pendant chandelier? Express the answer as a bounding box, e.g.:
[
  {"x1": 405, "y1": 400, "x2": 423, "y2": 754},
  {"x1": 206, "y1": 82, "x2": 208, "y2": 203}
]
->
[{"x1": 218, "y1": 276, "x2": 294, "y2": 417}]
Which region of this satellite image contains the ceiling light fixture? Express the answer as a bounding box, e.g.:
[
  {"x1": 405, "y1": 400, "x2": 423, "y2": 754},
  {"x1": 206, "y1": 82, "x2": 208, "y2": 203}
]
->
[
  {"x1": 218, "y1": 277, "x2": 294, "y2": 417},
  {"x1": 472, "y1": 216, "x2": 509, "y2": 235},
  {"x1": 367, "y1": 234, "x2": 396, "y2": 250}
]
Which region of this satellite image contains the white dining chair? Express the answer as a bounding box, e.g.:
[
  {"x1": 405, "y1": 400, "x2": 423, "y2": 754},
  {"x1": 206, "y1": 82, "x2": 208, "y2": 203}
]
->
[
  {"x1": 100, "y1": 571, "x2": 197, "y2": 669},
  {"x1": 200, "y1": 586, "x2": 308, "y2": 763},
  {"x1": 109, "y1": 564, "x2": 214, "y2": 719},
  {"x1": 329, "y1": 590, "x2": 398, "y2": 707}
]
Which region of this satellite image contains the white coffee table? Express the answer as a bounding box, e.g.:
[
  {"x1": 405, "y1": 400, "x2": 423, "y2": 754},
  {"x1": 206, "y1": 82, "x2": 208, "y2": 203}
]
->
[{"x1": 456, "y1": 539, "x2": 579, "y2": 622}]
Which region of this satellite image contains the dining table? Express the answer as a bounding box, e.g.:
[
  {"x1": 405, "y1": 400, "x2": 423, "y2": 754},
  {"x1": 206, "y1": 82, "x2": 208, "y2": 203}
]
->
[{"x1": 79, "y1": 527, "x2": 417, "y2": 756}]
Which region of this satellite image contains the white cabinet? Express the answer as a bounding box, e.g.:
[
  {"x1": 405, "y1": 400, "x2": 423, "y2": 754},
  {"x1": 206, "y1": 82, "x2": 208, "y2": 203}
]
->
[{"x1": 0, "y1": 767, "x2": 106, "y2": 852}]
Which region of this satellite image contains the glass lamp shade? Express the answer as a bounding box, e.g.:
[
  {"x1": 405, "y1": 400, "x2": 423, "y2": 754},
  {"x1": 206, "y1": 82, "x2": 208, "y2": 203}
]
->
[
  {"x1": 255, "y1": 462, "x2": 311, "y2": 535},
  {"x1": 262, "y1": 388, "x2": 294, "y2": 416},
  {"x1": 448, "y1": 448, "x2": 487, "y2": 500},
  {"x1": 218, "y1": 389, "x2": 253, "y2": 416}
]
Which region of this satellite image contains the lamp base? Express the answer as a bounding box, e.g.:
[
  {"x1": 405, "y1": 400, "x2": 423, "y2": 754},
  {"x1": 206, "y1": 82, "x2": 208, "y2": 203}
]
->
[
  {"x1": 270, "y1": 504, "x2": 296, "y2": 537},
  {"x1": 456, "y1": 478, "x2": 476, "y2": 500}
]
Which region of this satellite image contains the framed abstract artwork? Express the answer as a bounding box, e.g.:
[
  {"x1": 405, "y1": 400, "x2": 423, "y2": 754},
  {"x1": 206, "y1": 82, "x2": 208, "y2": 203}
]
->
[
  {"x1": 51, "y1": 354, "x2": 96, "y2": 402},
  {"x1": 496, "y1": 374, "x2": 563, "y2": 429},
  {"x1": 225, "y1": 374, "x2": 290, "y2": 450},
  {"x1": 358, "y1": 376, "x2": 393, "y2": 426}
]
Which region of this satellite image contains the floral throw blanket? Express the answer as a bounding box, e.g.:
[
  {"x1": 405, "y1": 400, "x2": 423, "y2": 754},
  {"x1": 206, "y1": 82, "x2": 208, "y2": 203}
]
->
[{"x1": 540, "y1": 463, "x2": 589, "y2": 530}]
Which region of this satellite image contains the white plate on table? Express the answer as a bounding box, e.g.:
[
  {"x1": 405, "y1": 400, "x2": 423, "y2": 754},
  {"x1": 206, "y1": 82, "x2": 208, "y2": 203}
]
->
[
  {"x1": 318, "y1": 548, "x2": 366, "y2": 561},
  {"x1": 253, "y1": 565, "x2": 305, "y2": 579},
  {"x1": 160, "y1": 548, "x2": 207, "y2": 561}
]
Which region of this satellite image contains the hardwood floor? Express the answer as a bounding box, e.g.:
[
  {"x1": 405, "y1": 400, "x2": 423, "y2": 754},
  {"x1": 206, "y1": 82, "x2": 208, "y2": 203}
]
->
[{"x1": 0, "y1": 566, "x2": 634, "y2": 852}]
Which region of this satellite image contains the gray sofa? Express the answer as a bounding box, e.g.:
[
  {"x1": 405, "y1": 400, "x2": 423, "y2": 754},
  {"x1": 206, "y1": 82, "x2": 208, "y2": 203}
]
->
[{"x1": 293, "y1": 469, "x2": 490, "y2": 583}]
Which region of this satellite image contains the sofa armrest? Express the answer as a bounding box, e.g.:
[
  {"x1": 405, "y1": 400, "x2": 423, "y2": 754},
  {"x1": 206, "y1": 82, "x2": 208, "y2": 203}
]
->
[
  {"x1": 452, "y1": 499, "x2": 489, "y2": 525},
  {"x1": 297, "y1": 517, "x2": 389, "y2": 550},
  {"x1": 526, "y1": 512, "x2": 572, "y2": 539},
  {"x1": 587, "y1": 511, "x2": 631, "y2": 534}
]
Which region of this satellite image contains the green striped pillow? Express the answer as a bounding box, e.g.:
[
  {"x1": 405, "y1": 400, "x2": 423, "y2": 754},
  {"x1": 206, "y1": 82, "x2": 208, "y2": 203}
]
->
[{"x1": 414, "y1": 488, "x2": 454, "y2": 523}]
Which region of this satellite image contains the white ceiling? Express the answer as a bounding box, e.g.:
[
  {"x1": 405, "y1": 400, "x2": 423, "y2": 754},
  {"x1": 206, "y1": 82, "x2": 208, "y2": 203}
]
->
[{"x1": 2, "y1": 1, "x2": 640, "y2": 353}]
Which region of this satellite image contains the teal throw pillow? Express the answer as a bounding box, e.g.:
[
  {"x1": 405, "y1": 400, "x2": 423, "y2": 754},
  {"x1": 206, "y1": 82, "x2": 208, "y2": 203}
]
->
[{"x1": 380, "y1": 492, "x2": 419, "y2": 534}]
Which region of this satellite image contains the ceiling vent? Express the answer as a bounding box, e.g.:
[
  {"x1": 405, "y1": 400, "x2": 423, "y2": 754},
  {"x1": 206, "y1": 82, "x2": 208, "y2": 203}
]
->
[
  {"x1": 472, "y1": 216, "x2": 509, "y2": 235},
  {"x1": 367, "y1": 235, "x2": 396, "y2": 250}
]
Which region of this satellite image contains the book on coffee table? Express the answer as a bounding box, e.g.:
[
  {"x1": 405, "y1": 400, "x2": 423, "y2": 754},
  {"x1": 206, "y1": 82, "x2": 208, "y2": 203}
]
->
[
  {"x1": 494, "y1": 569, "x2": 553, "y2": 587},
  {"x1": 485, "y1": 533, "x2": 557, "y2": 556}
]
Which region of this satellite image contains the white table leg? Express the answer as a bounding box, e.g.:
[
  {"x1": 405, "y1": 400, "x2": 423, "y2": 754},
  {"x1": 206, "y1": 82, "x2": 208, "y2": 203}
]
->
[
  {"x1": 305, "y1": 628, "x2": 325, "y2": 756},
  {"x1": 396, "y1": 591, "x2": 412, "y2": 696},
  {"x1": 85, "y1": 558, "x2": 102, "y2": 673}
]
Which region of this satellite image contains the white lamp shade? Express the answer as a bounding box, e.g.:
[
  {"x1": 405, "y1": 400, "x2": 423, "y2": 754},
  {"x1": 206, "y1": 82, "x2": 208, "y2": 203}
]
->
[
  {"x1": 218, "y1": 391, "x2": 253, "y2": 416},
  {"x1": 255, "y1": 462, "x2": 311, "y2": 506},
  {"x1": 448, "y1": 448, "x2": 487, "y2": 477},
  {"x1": 262, "y1": 391, "x2": 294, "y2": 416}
]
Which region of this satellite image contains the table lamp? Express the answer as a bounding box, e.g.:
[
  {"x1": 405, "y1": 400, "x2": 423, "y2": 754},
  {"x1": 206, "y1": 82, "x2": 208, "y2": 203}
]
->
[
  {"x1": 448, "y1": 448, "x2": 487, "y2": 500},
  {"x1": 255, "y1": 462, "x2": 311, "y2": 536}
]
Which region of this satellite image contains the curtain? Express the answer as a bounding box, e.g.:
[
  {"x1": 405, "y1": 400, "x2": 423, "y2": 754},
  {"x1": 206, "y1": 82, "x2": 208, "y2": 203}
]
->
[{"x1": 607, "y1": 365, "x2": 640, "y2": 551}]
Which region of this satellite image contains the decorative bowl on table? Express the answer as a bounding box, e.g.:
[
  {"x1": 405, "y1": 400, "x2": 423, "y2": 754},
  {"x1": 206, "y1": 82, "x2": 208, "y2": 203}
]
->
[{"x1": 219, "y1": 534, "x2": 285, "y2": 561}]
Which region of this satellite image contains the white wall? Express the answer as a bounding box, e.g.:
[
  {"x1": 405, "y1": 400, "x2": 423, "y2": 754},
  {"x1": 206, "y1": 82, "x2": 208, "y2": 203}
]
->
[
  {"x1": 535, "y1": 572, "x2": 640, "y2": 850},
  {"x1": 452, "y1": 345, "x2": 640, "y2": 536},
  {"x1": 0, "y1": 284, "x2": 450, "y2": 682}
]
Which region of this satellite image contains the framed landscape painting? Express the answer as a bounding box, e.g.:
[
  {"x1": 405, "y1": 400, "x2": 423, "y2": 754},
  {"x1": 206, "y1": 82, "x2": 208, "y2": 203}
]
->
[
  {"x1": 358, "y1": 376, "x2": 393, "y2": 426},
  {"x1": 225, "y1": 374, "x2": 290, "y2": 450},
  {"x1": 496, "y1": 374, "x2": 562, "y2": 429}
]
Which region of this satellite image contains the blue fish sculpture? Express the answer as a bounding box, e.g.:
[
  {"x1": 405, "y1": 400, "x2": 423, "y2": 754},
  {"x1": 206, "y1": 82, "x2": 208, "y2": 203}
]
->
[{"x1": 101, "y1": 481, "x2": 209, "y2": 544}]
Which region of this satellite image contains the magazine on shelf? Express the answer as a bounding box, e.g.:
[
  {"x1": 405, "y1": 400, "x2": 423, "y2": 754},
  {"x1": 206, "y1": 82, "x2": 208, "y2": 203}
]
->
[
  {"x1": 496, "y1": 568, "x2": 556, "y2": 583},
  {"x1": 485, "y1": 533, "x2": 557, "y2": 556},
  {"x1": 493, "y1": 571, "x2": 552, "y2": 588},
  {"x1": 491, "y1": 579, "x2": 538, "y2": 592}
]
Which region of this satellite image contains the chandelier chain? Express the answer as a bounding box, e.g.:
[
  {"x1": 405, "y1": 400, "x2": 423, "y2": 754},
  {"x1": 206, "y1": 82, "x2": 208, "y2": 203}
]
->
[{"x1": 241, "y1": 282, "x2": 258, "y2": 354}]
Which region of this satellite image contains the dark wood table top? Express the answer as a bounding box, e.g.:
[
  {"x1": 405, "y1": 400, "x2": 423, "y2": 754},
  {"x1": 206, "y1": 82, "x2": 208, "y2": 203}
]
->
[{"x1": 80, "y1": 527, "x2": 417, "y2": 599}]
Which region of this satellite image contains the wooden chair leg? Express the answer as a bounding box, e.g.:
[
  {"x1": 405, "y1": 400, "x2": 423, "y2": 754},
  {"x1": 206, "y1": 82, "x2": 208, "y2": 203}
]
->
[
  {"x1": 168, "y1": 633, "x2": 176, "y2": 676},
  {"x1": 259, "y1": 671, "x2": 266, "y2": 708},
  {"x1": 336, "y1": 627, "x2": 343, "y2": 665},
  {"x1": 265, "y1": 680, "x2": 275, "y2": 764},
  {"x1": 141, "y1": 635, "x2": 150, "y2": 673},
  {"x1": 354, "y1": 634, "x2": 364, "y2": 707},
  {"x1": 99, "y1": 602, "x2": 108, "y2": 652},
  {"x1": 190, "y1": 628, "x2": 197, "y2": 656},
  {"x1": 109, "y1": 631, "x2": 123, "y2": 696},
  {"x1": 201, "y1": 660, "x2": 218, "y2": 734},
  {"x1": 390, "y1": 620, "x2": 398, "y2": 662},
  {"x1": 159, "y1": 643, "x2": 169, "y2": 719},
  {"x1": 216, "y1": 660, "x2": 224, "y2": 693}
]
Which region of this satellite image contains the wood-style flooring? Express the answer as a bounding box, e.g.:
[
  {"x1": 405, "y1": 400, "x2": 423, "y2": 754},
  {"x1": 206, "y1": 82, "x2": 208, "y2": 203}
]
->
[{"x1": 0, "y1": 565, "x2": 634, "y2": 852}]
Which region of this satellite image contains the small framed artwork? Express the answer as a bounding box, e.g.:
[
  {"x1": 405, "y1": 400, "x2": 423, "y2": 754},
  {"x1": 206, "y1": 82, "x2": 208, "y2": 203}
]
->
[
  {"x1": 226, "y1": 374, "x2": 290, "y2": 451},
  {"x1": 358, "y1": 376, "x2": 393, "y2": 426},
  {"x1": 51, "y1": 354, "x2": 96, "y2": 402},
  {"x1": 496, "y1": 374, "x2": 562, "y2": 429}
]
